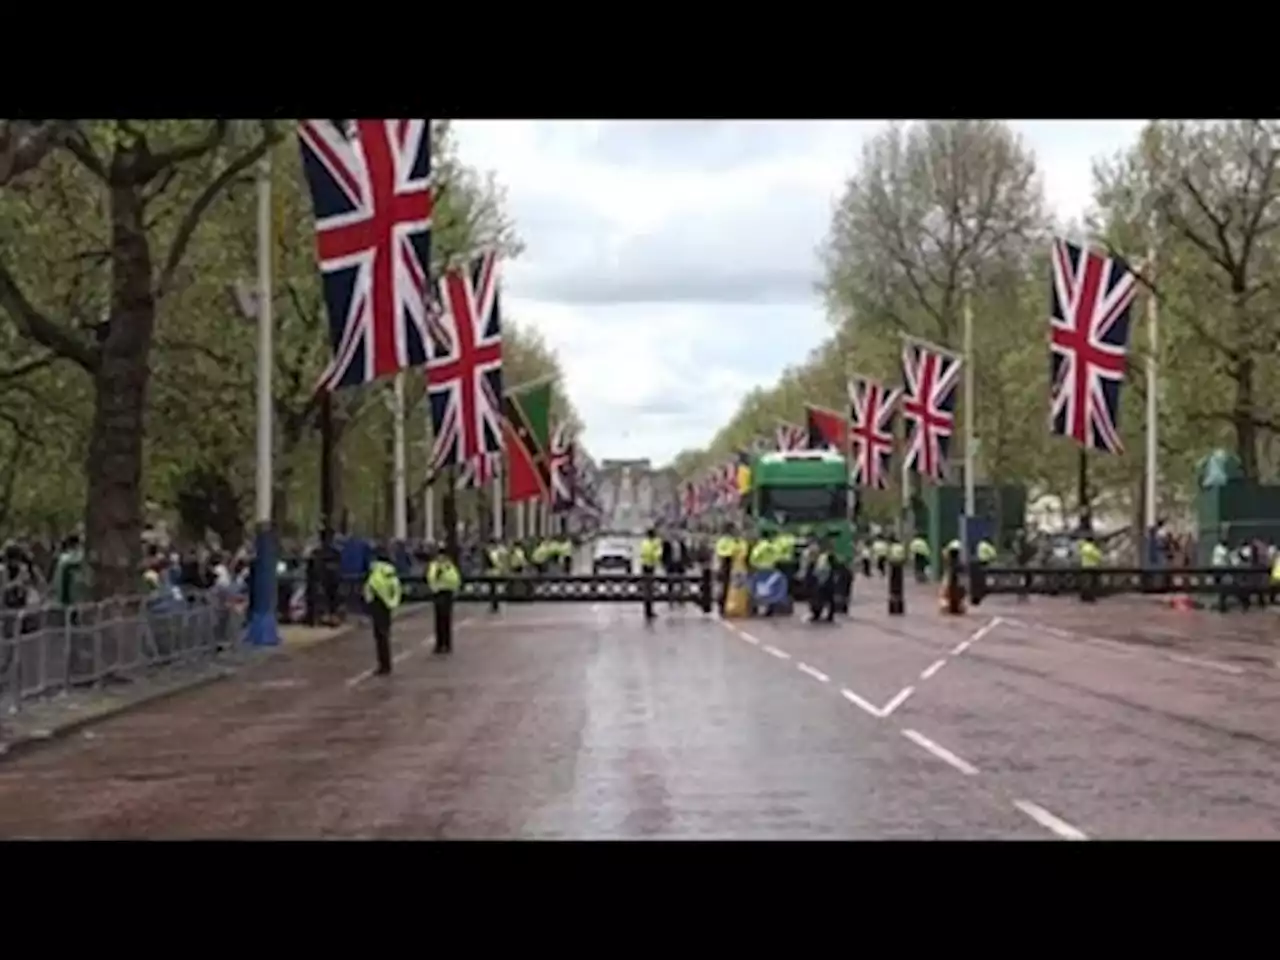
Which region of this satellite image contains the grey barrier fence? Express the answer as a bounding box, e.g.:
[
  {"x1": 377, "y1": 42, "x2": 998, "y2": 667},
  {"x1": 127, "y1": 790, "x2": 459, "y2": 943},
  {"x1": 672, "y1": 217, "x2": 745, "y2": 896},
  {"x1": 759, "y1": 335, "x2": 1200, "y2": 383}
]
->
[{"x1": 0, "y1": 591, "x2": 240, "y2": 714}]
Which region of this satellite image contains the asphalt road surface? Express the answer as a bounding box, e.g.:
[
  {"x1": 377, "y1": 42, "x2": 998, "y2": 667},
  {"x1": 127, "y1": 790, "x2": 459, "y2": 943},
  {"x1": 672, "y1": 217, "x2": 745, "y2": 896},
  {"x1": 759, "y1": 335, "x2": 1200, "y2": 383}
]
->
[{"x1": 2, "y1": 579, "x2": 1279, "y2": 839}]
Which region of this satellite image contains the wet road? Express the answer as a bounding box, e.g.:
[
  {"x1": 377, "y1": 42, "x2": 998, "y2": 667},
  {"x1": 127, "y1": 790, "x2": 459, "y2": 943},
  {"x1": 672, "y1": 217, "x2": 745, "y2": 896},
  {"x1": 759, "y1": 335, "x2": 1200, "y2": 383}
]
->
[{"x1": 2, "y1": 583, "x2": 1278, "y2": 839}]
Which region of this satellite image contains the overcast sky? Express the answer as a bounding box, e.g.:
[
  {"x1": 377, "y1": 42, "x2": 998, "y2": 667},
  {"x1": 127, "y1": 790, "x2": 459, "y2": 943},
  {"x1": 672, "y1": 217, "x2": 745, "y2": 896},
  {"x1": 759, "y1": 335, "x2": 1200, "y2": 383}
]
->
[{"x1": 452, "y1": 120, "x2": 1147, "y2": 466}]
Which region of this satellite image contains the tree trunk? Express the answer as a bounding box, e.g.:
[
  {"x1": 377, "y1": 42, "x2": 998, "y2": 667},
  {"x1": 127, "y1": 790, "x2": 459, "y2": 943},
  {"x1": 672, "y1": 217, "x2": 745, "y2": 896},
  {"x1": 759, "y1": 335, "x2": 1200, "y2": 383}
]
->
[
  {"x1": 1232, "y1": 355, "x2": 1258, "y2": 482},
  {"x1": 84, "y1": 181, "x2": 155, "y2": 599}
]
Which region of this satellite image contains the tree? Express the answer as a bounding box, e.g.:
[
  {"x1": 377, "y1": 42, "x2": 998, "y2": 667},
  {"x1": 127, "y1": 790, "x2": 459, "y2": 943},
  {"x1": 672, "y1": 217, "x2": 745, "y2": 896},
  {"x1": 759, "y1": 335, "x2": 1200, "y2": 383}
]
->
[
  {"x1": 0, "y1": 120, "x2": 280, "y2": 596},
  {"x1": 1093, "y1": 120, "x2": 1280, "y2": 481}
]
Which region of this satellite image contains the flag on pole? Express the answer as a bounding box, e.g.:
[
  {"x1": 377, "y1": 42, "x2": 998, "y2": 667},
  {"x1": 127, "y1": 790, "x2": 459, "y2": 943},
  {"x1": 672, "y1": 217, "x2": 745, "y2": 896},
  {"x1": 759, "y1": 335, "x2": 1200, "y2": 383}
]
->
[
  {"x1": 775, "y1": 420, "x2": 808, "y2": 451},
  {"x1": 1048, "y1": 237, "x2": 1138, "y2": 454},
  {"x1": 503, "y1": 379, "x2": 553, "y2": 502},
  {"x1": 900, "y1": 336, "x2": 962, "y2": 482},
  {"x1": 805, "y1": 404, "x2": 849, "y2": 451},
  {"x1": 849, "y1": 376, "x2": 901, "y2": 490},
  {"x1": 426, "y1": 250, "x2": 504, "y2": 471},
  {"x1": 297, "y1": 120, "x2": 433, "y2": 392},
  {"x1": 550, "y1": 422, "x2": 575, "y2": 512}
]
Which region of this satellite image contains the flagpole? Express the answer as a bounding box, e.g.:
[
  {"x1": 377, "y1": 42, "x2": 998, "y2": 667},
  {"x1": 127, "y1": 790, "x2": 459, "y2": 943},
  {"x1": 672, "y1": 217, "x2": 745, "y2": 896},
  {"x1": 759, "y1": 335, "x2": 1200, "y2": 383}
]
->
[
  {"x1": 492, "y1": 458, "x2": 504, "y2": 541},
  {"x1": 249, "y1": 151, "x2": 278, "y2": 647},
  {"x1": 1144, "y1": 238, "x2": 1159, "y2": 563},
  {"x1": 963, "y1": 285, "x2": 976, "y2": 522},
  {"x1": 392, "y1": 373, "x2": 407, "y2": 543}
]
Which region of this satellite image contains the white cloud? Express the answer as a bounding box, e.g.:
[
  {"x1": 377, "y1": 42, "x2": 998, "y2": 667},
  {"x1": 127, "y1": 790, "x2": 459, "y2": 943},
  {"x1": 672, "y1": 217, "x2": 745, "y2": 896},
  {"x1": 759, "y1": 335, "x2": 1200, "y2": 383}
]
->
[{"x1": 453, "y1": 120, "x2": 1150, "y2": 466}]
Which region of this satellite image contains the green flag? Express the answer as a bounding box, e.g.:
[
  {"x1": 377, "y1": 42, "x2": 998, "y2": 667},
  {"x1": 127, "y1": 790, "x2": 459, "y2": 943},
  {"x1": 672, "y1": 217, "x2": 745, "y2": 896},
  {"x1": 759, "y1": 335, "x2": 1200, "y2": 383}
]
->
[{"x1": 503, "y1": 378, "x2": 553, "y2": 502}]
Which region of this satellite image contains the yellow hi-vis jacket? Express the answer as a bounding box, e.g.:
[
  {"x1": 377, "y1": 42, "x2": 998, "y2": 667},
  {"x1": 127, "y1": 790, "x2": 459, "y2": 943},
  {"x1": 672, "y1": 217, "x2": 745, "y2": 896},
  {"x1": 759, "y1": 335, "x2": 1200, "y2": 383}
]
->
[
  {"x1": 364, "y1": 561, "x2": 402, "y2": 609},
  {"x1": 427, "y1": 558, "x2": 461, "y2": 593}
]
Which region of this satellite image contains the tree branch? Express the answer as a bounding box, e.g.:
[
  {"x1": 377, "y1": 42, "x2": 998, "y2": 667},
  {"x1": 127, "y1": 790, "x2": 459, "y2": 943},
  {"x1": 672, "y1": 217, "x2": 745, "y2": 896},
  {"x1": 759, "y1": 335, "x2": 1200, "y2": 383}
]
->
[
  {"x1": 0, "y1": 120, "x2": 73, "y2": 186},
  {"x1": 155, "y1": 122, "x2": 281, "y2": 301},
  {"x1": 0, "y1": 263, "x2": 98, "y2": 372},
  {"x1": 0, "y1": 352, "x2": 57, "y2": 383},
  {"x1": 60, "y1": 126, "x2": 109, "y2": 182},
  {"x1": 139, "y1": 121, "x2": 229, "y2": 180}
]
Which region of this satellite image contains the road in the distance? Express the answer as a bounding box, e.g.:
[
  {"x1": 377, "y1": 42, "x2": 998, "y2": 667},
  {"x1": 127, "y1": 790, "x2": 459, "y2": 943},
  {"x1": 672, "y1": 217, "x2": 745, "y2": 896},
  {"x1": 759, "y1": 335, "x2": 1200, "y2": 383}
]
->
[{"x1": 0, "y1": 601, "x2": 1046, "y2": 840}]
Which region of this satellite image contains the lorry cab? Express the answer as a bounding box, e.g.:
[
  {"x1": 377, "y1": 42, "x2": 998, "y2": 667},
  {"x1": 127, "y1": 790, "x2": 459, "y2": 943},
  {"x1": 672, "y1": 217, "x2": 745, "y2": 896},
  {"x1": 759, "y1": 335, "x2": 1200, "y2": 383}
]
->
[{"x1": 751, "y1": 451, "x2": 852, "y2": 561}]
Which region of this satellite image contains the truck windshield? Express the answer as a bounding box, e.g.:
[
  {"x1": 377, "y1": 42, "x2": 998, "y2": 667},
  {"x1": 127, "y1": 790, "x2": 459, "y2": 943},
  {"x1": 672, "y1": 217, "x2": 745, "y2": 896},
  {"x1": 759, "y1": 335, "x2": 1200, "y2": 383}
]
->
[{"x1": 758, "y1": 486, "x2": 846, "y2": 522}]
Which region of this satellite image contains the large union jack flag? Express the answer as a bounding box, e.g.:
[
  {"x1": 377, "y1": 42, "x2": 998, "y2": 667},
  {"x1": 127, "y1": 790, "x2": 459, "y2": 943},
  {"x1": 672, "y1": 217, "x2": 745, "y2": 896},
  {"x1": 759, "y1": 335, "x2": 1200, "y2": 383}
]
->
[
  {"x1": 297, "y1": 120, "x2": 433, "y2": 392},
  {"x1": 849, "y1": 376, "x2": 902, "y2": 489},
  {"x1": 775, "y1": 420, "x2": 808, "y2": 452},
  {"x1": 457, "y1": 452, "x2": 499, "y2": 489},
  {"x1": 427, "y1": 251, "x2": 504, "y2": 471},
  {"x1": 901, "y1": 338, "x2": 962, "y2": 482},
  {"x1": 1049, "y1": 237, "x2": 1138, "y2": 454},
  {"x1": 550, "y1": 423, "x2": 575, "y2": 512}
]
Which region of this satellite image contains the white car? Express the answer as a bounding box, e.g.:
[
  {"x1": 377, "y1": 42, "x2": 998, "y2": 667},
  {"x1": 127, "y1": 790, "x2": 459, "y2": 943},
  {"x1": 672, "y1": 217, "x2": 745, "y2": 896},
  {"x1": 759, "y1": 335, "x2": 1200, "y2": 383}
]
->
[{"x1": 592, "y1": 540, "x2": 634, "y2": 575}]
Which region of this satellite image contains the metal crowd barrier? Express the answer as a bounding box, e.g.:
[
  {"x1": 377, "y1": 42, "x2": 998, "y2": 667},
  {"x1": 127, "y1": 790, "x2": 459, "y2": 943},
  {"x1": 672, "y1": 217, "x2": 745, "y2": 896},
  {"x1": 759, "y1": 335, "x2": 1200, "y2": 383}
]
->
[{"x1": 0, "y1": 590, "x2": 240, "y2": 714}]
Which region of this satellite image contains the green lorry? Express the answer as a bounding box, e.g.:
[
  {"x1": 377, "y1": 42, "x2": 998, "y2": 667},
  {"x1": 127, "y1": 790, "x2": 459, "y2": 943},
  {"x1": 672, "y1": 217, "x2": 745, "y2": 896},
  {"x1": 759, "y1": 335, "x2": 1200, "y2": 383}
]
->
[{"x1": 750, "y1": 450, "x2": 855, "y2": 563}]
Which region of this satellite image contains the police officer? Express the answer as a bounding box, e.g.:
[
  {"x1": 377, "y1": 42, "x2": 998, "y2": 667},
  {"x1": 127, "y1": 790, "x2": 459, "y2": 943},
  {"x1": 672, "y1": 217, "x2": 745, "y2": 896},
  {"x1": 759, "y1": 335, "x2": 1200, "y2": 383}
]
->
[
  {"x1": 639, "y1": 527, "x2": 663, "y2": 620},
  {"x1": 1269, "y1": 543, "x2": 1280, "y2": 606},
  {"x1": 427, "y1": 545, "x2": 462, "y2": 654},
  {"x1": 857, "y1": 539, "x2": 872, "y2": 579},
  {"x1": 887, "y1": 534, "x2": 907, "y2": 614},
  {"x1": 714, "y1": 525, "x2": 739, "y2": 616},
  {"x1": 773, "y1": 527, "x2": 797, "y2": 591},
  {"x1": 976, "y1": 537, "x2": 997, "y2": 567},
  {"x1": 485, "y1": 538, "x2": 508, "y2": 612},
  {"x1": 872, "y1": 534, "x2": 889, "y2": 576},
  {"x1": 909, "y1": 534, "x2": 930, "y2": 583},
  {"x1": 1078, "y1": 534, "x2": 1102, "y2": 604},
  {"x1": 749, "y1": 531, "x2": 779, "y2": 616},
  {"x1": 807, "y1": 536, "x2": 836, "y2": 623},
  {"x1": 362, "y1": 546, "x2": 402, "y2": 675}
]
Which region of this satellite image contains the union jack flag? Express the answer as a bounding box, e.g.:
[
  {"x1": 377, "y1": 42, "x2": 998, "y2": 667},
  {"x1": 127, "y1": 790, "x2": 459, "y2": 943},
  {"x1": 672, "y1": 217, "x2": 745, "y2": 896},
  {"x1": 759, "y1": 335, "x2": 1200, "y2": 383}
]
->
[
  {"x1": 550, "y1": 423, "x2": 575, "y2": 512},
  {"x1": 849, "y1": 376, "x2": 902, "y2": 489},
  {"x1": 426, "y1": 251, "x2": 504, "y2": 471},
  {"x1": 456, "y1": 452, "x2": 499, "y2": 489},
  {"x1": 297, "y1": 120, "x2": 433, "y2": 392},
  {"x1": 775, "y1": 421, "x2": 808, "y2": 452},
  {"x1": 1049, "y1": 237, "x2": 1138, "y2": 454},
  {"x1": 901, "y1": 338, "x2": 962, "y2": 482}
]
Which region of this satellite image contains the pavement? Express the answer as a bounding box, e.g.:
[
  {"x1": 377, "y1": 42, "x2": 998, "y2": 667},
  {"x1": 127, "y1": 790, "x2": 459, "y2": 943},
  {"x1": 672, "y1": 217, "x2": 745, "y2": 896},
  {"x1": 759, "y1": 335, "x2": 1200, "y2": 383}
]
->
[{"x1": 1, "y1": 579, "x2": 1279, "y2": 839}]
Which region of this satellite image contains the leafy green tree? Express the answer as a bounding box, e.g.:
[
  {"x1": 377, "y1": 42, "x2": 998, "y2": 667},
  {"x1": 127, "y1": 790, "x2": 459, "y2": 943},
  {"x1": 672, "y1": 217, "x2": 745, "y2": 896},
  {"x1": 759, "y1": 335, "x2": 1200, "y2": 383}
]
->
[{"x1": 0, "y1": 120, "x2": 279, "y2": 595}]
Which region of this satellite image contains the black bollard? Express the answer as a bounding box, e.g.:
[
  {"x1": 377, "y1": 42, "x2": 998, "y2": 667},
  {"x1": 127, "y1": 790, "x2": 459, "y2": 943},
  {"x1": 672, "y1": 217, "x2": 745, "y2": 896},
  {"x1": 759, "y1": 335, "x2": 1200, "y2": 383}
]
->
[
  {"x1": 888, "y1": 561, "x2": 905, "y2": 615},
  {"x1": 699, "y1": 566, "x2": 714, "y2": 614}
]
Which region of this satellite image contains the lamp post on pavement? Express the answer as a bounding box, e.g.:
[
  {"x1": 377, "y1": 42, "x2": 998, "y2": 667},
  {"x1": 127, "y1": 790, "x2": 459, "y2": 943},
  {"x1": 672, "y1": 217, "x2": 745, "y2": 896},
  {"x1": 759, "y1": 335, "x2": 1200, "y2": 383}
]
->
[{"x1": 246, "y1": 152, "x2": 278, "y2": 646}]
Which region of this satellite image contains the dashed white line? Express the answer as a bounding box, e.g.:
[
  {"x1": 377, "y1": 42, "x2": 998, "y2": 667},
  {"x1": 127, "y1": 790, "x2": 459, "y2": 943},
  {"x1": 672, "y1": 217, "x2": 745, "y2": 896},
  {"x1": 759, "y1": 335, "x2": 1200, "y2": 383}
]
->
[
  {"x1": 920, "y1": 659, "x2": 947, "y2": 680},
  {"x1": 797, "y1": 663, "x2": 829, "y2": 683},
  {"x1": 880, "y1": 686, "x2": 914, "y2": 716},
  {"x1": 950, "y1": 639, "x2": 972, "y2": 656},
  {"x1": 902, "y1": 728, "x2": 979, "y2": 776},
  {"x1": 1168, "y1": 654, "x2": 1245, "y2": 675},
  {"x1": 763, "y1": 645, "x2": 791, "y2": 660},
  {"x1": 393, "y1": 649, "x2": 413, "y2": 664},
  {"x1": 841, "y1": 688, "x2": 885, "y2": 718},
  {"x1": 345, "y1": 668, "x2": 374, "y2": 688},
  {"x1": 1013, "y1": 799, "x2": 1088, "y2": 840}
]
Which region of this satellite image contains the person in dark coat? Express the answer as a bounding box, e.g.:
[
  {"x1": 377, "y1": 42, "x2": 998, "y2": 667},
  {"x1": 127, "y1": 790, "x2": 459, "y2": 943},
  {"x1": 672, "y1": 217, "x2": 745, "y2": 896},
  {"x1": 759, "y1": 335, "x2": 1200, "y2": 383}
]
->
[{"x1": 662, "y1": 528, "x2": 689, "y2": 608}]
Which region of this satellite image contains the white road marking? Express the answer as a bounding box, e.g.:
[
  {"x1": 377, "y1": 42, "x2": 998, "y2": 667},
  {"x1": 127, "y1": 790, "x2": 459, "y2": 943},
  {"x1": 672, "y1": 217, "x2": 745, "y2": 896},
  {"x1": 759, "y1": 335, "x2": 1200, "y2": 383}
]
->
[
  {"x1": 920, "y1": 659, "x2": 947, "y2": 680},
  {"x1": 880, "y1": 686, "x2": 915, "y2": 716},
  {"x1": 735, "y1": 628, "x2": 762, "y2": 645},
  {"x1": 797, "y1": 663, "x2": 829, "y2": 683},
  {"x1": 393, "y1": 649, "x2": 413, "y2": 664},
  {"x1": 968, "y1": 616, "x2": 1003, "y2": 644},
  {"x1": 1168, "y1": 654, "x2": 1245, "y2": 675},
  {"x1": 1013, "y1": 799, "x2": 1088, "y2": 840},
  {"x1": 763, "y1": 645, "x2": 791, "y2": 660},
  {"x1": 345, "y1": 668, "x2": 373, "y2": 688},
  {"x1": 950, "y1": 639, "x2": 972, "y2": 655},
  {"x1": 841, "y1": 688, "x2": 885, "y2": 718},
  {"x1": 902, "y1": 729, "x2": 979, "y2": 776}
]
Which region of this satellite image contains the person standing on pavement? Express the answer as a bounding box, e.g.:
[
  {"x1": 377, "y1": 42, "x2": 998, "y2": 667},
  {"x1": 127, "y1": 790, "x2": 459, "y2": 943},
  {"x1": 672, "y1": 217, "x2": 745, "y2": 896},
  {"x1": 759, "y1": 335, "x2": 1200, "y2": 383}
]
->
[
  {"x1": 427, "y1": 545, "x2": 462, "y2": 654},
  {"x1": 909, "y1": 534, "x2": 930, "y2": 583},
  {"x1": 872, "y1": 534, "x2": 888, "y2": 577},
  {"x1": 1077, "y1": 534, "x2": 1102, "y2": 604},
  {"x1": 363, "y1": 547, "x2": 402, "y2": 676},
  {"x1": 638, "y1": 528, "x2": 663, "y2": 620},
  {"x1": 714, "y1": 524, "x2": 739, "y2": 617},
  {"x1": 485, "y1": 538, "x2": 508, "y2": 612}
]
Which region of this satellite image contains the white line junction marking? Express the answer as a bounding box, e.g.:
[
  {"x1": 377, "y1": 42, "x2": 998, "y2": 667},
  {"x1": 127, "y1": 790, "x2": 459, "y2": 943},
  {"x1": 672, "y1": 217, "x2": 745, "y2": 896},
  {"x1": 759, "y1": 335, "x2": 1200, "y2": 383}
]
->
[
  {"x1": 902, "y1": 728, "x2": 979, "y2": 776},
  {"x1": 763, "y1": 645, "x2": 791, "y2": 660},
  {"x1": 798, "y1": 663, "x2": 830, "y2": 683},
  {"x1": 1014, "y1": 800, "x2": 1089, "y2": 840},
  {"x1": 880, "y1": 686, "x2": 915, "y2": 716},
  {"x1": 841, "y1": 688, "x2": 885, "y2": 718}
]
